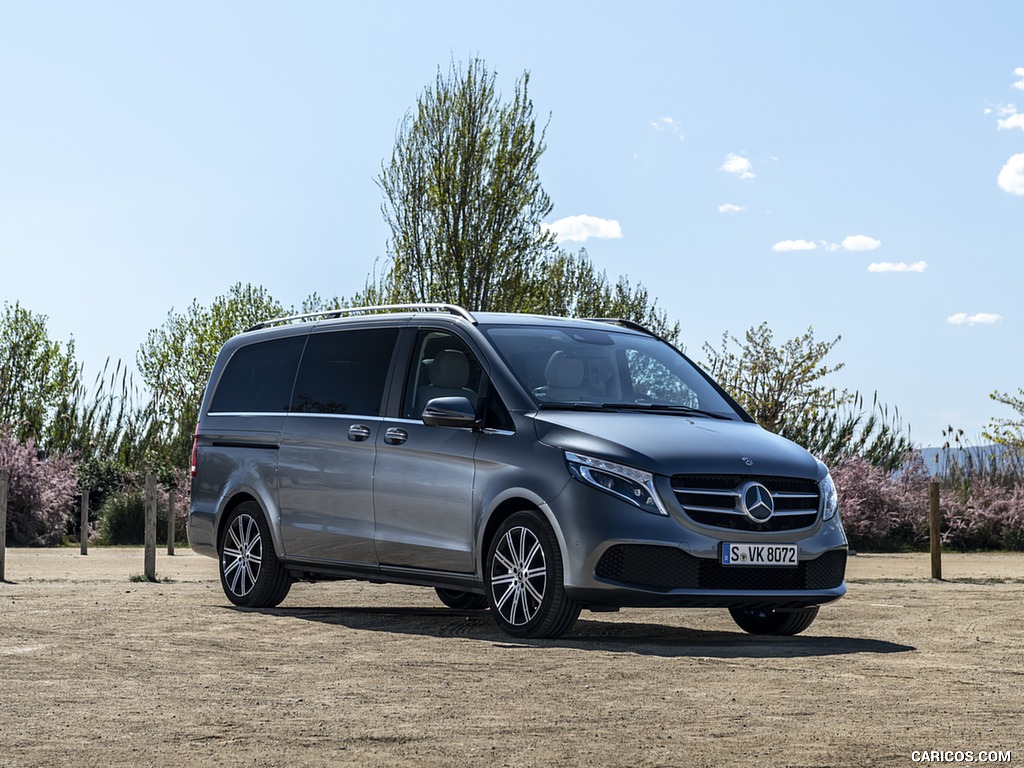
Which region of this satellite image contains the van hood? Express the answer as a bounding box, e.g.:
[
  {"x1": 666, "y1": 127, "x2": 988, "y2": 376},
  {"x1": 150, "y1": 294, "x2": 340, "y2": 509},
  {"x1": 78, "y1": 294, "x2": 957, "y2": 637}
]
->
[{"x1": 532, "y1": 410, "x2": 822, "y2": 479}]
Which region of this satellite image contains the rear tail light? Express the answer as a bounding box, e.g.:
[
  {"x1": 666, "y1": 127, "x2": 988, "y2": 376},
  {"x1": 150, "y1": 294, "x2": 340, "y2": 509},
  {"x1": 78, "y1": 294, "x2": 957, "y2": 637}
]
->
[{"x1": 190, "y1": 423, "x2": 199, "y2": 477}]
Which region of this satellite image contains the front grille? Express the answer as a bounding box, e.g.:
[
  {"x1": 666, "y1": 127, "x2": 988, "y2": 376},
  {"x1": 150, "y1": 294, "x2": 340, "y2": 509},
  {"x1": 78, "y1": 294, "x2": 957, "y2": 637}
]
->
[
  {"x1": 671, "y1": 474, "x2": 820, "y2": 532},
  {"x1": 594, "y1": 545, "x2": 846, "y2": 592}
]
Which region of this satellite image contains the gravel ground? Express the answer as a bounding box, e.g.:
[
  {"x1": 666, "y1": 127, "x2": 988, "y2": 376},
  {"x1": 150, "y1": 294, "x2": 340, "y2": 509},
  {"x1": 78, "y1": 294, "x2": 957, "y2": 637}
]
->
[{"x1": 1, "y1": 547, "x2": 1022, "y2": 767}]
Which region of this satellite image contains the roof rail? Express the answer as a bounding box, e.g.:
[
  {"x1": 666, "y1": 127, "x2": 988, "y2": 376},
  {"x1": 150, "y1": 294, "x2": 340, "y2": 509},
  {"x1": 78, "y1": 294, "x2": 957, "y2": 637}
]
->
[
  {"x1": 584, "y1": 317, "x2": 659, "y2": 337},
  {"x1": 246, "y1": 303, "x2": 476, "y2": 332}
]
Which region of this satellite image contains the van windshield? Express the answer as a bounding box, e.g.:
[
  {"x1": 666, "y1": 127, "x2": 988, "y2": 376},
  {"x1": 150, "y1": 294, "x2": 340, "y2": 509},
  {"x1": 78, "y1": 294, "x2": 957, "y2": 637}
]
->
[{"x1": 482, "y1": 325, "x2": 739, "y2": 419}]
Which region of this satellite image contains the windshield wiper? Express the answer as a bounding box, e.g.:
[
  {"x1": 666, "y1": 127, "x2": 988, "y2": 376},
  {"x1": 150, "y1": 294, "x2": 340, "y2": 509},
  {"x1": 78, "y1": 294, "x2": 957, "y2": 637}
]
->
[
  {"x1": 600, "y1": 403, "x2": 733, "y2": 420},
  {"x1": 536, "y1": 402, "x2": 611, "y2": 411},
  {"x1": 536, "y1": 402, "x2": 733, "y2": 420}
]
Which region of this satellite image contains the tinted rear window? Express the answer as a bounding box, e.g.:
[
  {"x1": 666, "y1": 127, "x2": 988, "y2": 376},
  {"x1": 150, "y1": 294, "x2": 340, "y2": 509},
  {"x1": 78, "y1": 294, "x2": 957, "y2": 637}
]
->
[
  {"x1": 291, "y1": 327, "x2": 399, "y2": 416},
  {"x1": 209, "y1": 335, "x2": 306, "y2": 414}
]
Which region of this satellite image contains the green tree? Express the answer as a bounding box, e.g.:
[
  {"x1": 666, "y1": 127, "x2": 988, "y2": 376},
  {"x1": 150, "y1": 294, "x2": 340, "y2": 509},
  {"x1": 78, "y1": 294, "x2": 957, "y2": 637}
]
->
[
  {"x1": 0, "y1": 301, "x2": 80, "y2": 451},
  {"x1": 137, "y1": 283, "x2": 285, "y2": 472},
  {"x1": 372, "y1": 59, "x2": 679, "y2": 347},
  {"x1": 528, "y1": 248, "x2": 681, "y2": 345},
  {"x1": 985, "y1": 388, "x2": 1024, "y2": 450},
  {"x1": 702, "y1": 323, "x2": 849, "y2": 436},
  {"x1": 376, "y1": 58, "x2": 556, "y2": 310},
  {"x1": 702, "y1": 322, "x2": 912, "y2": 469}
]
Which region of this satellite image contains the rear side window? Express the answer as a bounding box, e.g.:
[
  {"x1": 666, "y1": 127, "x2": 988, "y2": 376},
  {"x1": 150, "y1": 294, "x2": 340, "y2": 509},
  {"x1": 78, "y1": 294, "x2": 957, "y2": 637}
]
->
[
  {"x1": 209, "y1": 335, "x2": 306, "y2": 414},
  {"x1": 291, "y1": 328, "x2": 399, "y2": 416}
]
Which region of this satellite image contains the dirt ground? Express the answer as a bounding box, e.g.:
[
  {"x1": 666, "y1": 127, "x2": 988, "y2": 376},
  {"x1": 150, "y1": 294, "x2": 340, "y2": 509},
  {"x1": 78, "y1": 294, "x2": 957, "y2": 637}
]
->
[{"x1": 1, "y1": 547, "x2": 1022, "y2": 767}]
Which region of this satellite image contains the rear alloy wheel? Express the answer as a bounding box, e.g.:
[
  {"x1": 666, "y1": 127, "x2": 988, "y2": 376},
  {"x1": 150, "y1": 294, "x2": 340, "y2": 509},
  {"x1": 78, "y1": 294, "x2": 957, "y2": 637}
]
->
[
  {"x1": 486, "y1": 511, "x2": 581, "y2": 639},
  {"x1": 729, "y1": 605, "x2": 819, "y2": 635},
  {"x1": 218, "y1": 502, "x2": 291, "y2": 608},
  {"x1": 434, "y1": 588, "x2": 489, "y2": 610}
]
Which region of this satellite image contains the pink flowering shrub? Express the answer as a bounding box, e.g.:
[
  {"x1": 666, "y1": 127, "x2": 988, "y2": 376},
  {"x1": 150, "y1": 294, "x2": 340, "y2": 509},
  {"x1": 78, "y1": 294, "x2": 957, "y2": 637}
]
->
[
  {"x1": 0, "y1": 427, "x2": 79, "y2": 546},
  {"x1": 832, "y1": 454, "x2": 930, "y2": 551},
  {"x1": 833, "y1": 450, "x2": 1024, "y2": 551},
  {"x1": 941, "y1": 480, "x2": 1024, "y2": 551}
]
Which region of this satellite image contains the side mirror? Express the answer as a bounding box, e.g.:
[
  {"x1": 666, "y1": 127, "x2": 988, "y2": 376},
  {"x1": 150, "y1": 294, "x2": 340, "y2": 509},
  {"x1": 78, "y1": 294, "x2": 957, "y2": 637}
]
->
[{"x1": 421, "y1": 396, "x2": 479, "y2": 428}]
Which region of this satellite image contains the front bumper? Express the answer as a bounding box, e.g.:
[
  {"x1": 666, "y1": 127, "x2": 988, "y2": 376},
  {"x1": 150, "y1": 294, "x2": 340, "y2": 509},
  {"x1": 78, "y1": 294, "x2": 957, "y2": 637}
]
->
[{"x1": 548, "y1": 477, "x2": 848, "y2": 609}]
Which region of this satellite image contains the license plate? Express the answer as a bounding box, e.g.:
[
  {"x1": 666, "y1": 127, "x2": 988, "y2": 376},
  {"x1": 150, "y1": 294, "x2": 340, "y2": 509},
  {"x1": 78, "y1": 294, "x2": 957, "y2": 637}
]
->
[{"x1": 721, "y1": 543, "x2": 798, "y2": 567}]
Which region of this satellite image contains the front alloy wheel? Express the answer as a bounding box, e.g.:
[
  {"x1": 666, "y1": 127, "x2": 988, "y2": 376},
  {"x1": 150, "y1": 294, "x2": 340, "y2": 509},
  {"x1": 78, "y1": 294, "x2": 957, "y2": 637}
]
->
[
  {"x1": 486, "y1": 511, "x2": 580, "y2": 638},
  {"x1": 218, "y1": 501, "x2": 291, "y2": 608}
]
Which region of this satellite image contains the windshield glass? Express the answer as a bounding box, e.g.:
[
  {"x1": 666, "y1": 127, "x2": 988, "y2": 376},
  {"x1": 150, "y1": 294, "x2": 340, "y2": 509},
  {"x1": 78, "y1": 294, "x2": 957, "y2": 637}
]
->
[{"x1": 482, "y1": 325, "x2": 739, "y2": 418}]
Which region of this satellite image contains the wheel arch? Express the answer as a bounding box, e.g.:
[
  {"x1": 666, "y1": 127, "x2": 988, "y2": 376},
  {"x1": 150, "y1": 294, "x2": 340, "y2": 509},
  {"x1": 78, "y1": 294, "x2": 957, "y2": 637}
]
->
[
  {"x1": 215, "y1": 491, "x2": 277, "y2": 553},
  {"x1": 479, "y1": 492, "x2": 570, "y2": 582}
]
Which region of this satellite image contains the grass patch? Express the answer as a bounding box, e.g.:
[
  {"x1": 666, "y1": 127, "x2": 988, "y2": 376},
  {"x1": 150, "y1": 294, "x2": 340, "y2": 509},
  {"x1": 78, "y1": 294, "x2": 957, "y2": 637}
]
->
[{"x1": 128, "y1": 574, "x2": 174, "y2": 583}]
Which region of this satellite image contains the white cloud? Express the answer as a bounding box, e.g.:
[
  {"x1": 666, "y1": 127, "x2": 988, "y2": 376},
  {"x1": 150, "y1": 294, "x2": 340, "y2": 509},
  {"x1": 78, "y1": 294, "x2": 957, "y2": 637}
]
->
[
  {"x1": 998, "y1": 153, "x2": 1024, "y2": 195},
  {"x1": 718, "y1": 203, "x2": 745, "y2": 214},
  {"x1": 772, "y1": 239, "x2": 817, "y2": 252},
  {"x1": 841, "y1": 234, "x2": 882, "y2": 251},
  {"x1": 868, "y1": 261, "x2": 928, "y2": 273},
  {"x1": 543, "y1": 214, "x2": 623, "y2": 244},
  {"x1": 651, "y1": 117, "x2": 685, "y2": 141},
  {"x1": 997, "y1": 112, "x2": 1024, "y2": 131},
  {"x1": 720, "y1": 153, "x2": 755, "y2": 179},
  {"x1": 1014, "y1": 66, "x2": 1024, "y2": 91},
  {"x1": 947, "y1": 312, "x2": 1003, "y2": 326},
  {"x1": 789, "y1": 234, "x2": 882, "y2": 252},
  {"x1": 773, "y1": 236, "x2": 881, "y2": 253}
]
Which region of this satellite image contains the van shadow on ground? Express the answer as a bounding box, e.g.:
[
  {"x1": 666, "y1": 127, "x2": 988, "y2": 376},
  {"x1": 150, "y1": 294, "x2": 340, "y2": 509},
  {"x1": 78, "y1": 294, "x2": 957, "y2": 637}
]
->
[{"x1": 231, "y1": 605, "x2": 915, "y2": 659}]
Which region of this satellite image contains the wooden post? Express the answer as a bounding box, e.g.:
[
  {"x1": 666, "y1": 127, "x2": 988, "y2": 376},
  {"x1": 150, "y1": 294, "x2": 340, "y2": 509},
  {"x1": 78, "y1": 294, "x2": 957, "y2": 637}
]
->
[
  {"x1": 929, "y1": 479, "x2": 942, "y2": 580},
  {"x1": 144, "y1": 473, "x2": 157, "y2": 582},
  {"x1": 166, "y1": 488, "x2": 175, "y2": 556},
  {"x1": 80, "y1": 489, "x2": 89, "y2": 555},
  {"x1": 0, "y1": 468, "x2": 8, "y2": 582}
]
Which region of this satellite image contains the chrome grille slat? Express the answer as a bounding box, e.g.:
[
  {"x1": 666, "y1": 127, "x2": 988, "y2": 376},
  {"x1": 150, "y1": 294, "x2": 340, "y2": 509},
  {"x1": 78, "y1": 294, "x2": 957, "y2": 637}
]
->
[
  {"x1": 680, "y1": 505, "x2": 815, "y2": 517},
  {"x1": 671, "y1": 474, "x2": 820, "y2": 532},
  {"x1": 670, "y1": 487, "x2": 737, "y2": 496}
]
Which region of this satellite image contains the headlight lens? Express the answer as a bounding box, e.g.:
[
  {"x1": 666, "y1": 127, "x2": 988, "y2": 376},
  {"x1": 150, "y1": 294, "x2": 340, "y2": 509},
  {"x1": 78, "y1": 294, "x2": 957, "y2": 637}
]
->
[
  {"x1": 564, "y1": 451, "x2": 669, "y2": 516},
  {"x1": 820, "y1": 471, "x2": 839, "y2": 521}
]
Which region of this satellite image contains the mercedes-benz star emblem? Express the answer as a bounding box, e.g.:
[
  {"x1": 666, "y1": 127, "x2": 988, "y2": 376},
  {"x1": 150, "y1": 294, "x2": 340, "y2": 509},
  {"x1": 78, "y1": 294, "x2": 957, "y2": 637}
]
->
[{"x1": 740, "y1": 482, "x2": 775, "y2": 522}]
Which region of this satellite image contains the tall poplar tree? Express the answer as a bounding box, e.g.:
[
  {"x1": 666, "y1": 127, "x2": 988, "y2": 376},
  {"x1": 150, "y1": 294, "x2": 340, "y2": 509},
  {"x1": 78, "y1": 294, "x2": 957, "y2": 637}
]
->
[
  {"x1": 377, "y1": 58, "x2": 556, "y2": 310},
  {"x1": 372, "y1": 59, "x2": 679, "y2": 344}
]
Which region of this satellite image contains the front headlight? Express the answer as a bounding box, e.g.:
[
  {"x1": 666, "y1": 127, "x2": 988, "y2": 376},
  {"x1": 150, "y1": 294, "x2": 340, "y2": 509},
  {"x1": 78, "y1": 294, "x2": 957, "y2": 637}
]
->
[
  {"x1": 564, "y1": 451, "x2": 669, "y2": 516},
  {"x1": 820, "y1": 471, "x2": 839, "y2": 521}
]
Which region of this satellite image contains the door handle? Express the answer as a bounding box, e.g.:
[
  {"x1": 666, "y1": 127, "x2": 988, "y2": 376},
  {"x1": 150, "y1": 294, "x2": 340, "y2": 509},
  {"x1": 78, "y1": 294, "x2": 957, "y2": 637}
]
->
[
  {"x1": 348, "y1": 424, "x2": 372, "y2": 442},
  {"x1": 384, "y1": 427, "x2": 408, "y2": 445}
]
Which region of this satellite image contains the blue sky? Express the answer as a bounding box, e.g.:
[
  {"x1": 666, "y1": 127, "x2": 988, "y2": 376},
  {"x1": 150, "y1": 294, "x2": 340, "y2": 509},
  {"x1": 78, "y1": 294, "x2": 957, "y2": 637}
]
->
[{"x1": 1, "y1": 1, "x2": 1021, "y2": 449}]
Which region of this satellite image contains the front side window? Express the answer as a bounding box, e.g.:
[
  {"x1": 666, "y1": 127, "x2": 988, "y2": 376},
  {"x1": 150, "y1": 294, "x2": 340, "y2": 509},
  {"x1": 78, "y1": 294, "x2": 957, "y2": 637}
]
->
[
  {"x1": 402, "y1": 331, "x2": 484, "y2": 419},
  {"x1": 209, "y1": 335, "x2": 306, "y2": 414},
  {"x1": 291, "y1": 327, "x2": 399, "y2": 416},
  {"x1": 482, "y1": 325, "x2": 738, "y2": 418}
]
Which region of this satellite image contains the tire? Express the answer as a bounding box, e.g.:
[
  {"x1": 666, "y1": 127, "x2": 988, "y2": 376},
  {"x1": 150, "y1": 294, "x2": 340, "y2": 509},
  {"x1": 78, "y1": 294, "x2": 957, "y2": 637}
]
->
[
  {"x1": 485, "y1": 510, "x2": 581, "y2": 639},
  {"x1": 218, "y1": 501, "x2": 291, "y2": 608},
  {"x1": 729, "y1": 605, "x2": 819, "y2": 635},
  {"x1": 435, "y1": 588, "x2": 489, "y2": 610}
]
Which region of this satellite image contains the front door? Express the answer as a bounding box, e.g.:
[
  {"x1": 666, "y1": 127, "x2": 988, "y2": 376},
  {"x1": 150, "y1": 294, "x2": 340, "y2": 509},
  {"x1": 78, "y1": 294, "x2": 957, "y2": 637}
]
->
[{"x1": 372, "y1": 330, "x2": 481, "y2": 573}]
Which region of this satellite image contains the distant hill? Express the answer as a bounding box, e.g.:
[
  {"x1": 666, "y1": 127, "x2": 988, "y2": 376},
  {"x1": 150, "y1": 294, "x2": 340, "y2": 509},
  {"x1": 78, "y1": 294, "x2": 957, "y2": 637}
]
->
[{"x1": 917, "y1": 444, "x2": 1016, "y2": 477}]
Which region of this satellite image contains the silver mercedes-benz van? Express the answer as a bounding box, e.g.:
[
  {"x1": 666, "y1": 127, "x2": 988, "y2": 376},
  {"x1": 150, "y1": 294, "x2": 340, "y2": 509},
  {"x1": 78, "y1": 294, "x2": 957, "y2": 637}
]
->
[{"x1": 188, "y1": 304, "x2": 846, "y2": 638}]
